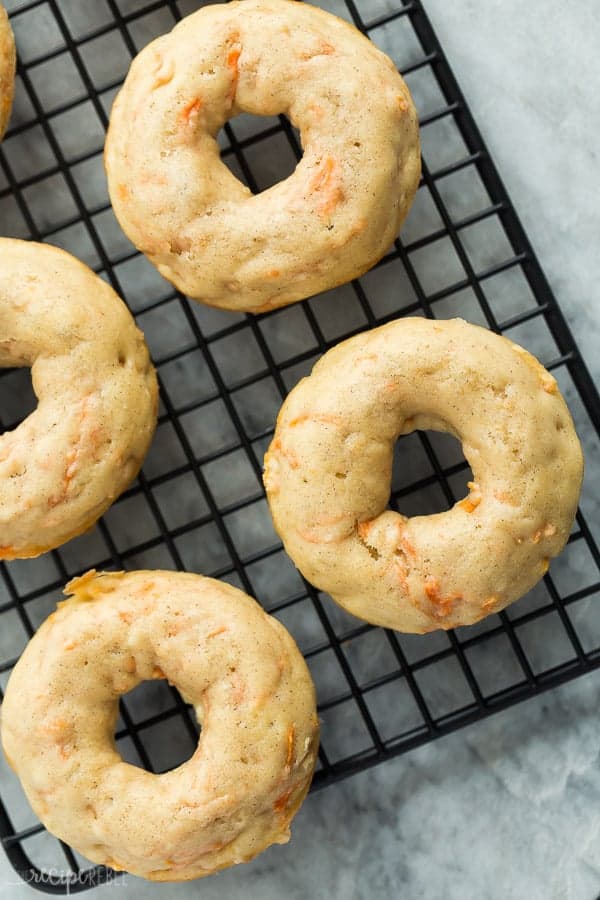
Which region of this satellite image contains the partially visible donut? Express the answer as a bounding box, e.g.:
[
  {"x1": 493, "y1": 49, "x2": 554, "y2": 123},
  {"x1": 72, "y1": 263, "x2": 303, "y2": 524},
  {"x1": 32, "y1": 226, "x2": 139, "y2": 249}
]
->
[
  {"x1": 0, "y1": 4, "x2": 15, "y2": 140},
  {"x1": 263, "y1": 317, "x2": 583, "y2": 633},
  {"x1": 1, "y1": 570, "x2": 319, "y2": 881},
  {"x1": 0, "y1": 239, "x2": 158, "y2": 559},
  {"x1": 105, "y1": 0, "x2": 421, "y2": 313}
]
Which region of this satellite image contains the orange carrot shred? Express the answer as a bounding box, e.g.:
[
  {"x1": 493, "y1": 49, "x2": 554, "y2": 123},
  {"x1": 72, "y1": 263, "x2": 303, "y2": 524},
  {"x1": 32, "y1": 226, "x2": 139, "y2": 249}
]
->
[
  {"x1": 286, "y1": 725, "x2": 295, "y2": 768},
  {"x1": 181, "y1": 97, "x2": 202, "y2": 125},
  {"x1": 274, "y1": 788, "x2": 293, "y2": 814}
]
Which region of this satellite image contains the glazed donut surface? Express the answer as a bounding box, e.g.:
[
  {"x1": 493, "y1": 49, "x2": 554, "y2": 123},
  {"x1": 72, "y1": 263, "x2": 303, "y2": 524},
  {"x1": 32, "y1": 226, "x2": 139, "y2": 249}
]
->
[
  {"x1": 0, "y1": 239, "x2": 157, "y2": 559},
  {"x1": 1, "y1": 570, "x2": 319, "y2": 881},
  {"x1": 263, "y1": 317, "x2": 583, "y2": 633},
  {"x1": 105, "y1": 0, "x2": 421, "y2": 312},
  {"x1": 0, "y1": 4, "x2": 15, "y2": 139}
]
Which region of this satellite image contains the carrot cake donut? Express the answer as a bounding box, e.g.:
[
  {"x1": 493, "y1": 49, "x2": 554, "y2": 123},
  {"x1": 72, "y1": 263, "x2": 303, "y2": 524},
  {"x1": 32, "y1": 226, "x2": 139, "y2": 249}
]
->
[
  {"x1": 263, "y1": 317, "x2": 583, "y2": 632},
  {"x1": 105, "y1": 0, "x2": 420, "y2": 312},
  {"x1": 0, "y1": 239, "x2": 158, "y2": 558},
  {"x1": 0, "y1": 4, "x2": 15, "y2": 139},
  {"x1": 1, "y1": 570, "x2": 319, "y2": 880}
]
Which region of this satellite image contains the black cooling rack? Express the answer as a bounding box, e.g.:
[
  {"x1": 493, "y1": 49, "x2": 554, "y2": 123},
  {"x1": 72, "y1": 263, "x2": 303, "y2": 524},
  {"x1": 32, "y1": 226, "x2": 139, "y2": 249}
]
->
[{"x1": 0, "y1": 0, "x2": 599, "y2": 892}]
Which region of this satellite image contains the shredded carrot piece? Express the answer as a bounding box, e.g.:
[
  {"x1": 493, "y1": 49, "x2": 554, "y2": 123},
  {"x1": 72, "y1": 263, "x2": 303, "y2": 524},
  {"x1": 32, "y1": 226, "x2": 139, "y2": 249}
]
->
[
  {"x1": 296, "y1": 524, "x2": 344, "y2": 545},
  {"x1": 400, "y1": 537, "x2": 417, "y2": 559},
  {"x1": 181, "y1": 97, "x2": 202, "y2": 125},
  {"x1": 250, "y1": 296, "x2": 279, "y2": 314},
  {"x1": 307, "y1": 157, "x2": 344, "y2": 220},
  {"x1": 424, "y1": 578, "x2": 461, "y2": 618},
  {"x1": 285, "y1": 724, "x2": 295, "y2": 768},
  {"x1": 288, "y1": 413, "x2": 341, "y2": 428},
  {"x1": 307, "y1": 103, "x2": 324, "y2": 120},
  {"x1": 424, "y1": 579, "x2": 440, "y2": 601},
  {"x1": 227, "y1": 47, "x2": 241, "y2": 72},
  {"x1": 44, "y1": 718, "x2": 72, "y2": 759},
  {"x1": 232, "y1": 673, "x2": 246, "y2": 705},
  {"x1": 279, "y1": 445, "x2": 300, "y2": 470},
  {"x1": 274, "y1": 788, "x2": 293, "y2": 814},
  {"x1": 226, "y1": 43, "x2": 241, "y2": 104},
  {"x1": 299, "y1": 40, "x2": 335, "y2": 60},
  {"x1": 458, "y1": 482, "x2": 482, "y2": 513},
  {"x1": 394, "y1": 558, "x2": 409, "y2": 592},
  {"x1": 207, "y1": 625, "x2": 228, "y2": 639},
  {"x1": 436, "y1": 597, "x2": 455, "y2": 618},
  {"x1": 357, "y1": 520, "x2": 374, "y2": 542},
  {"x1": 64, "y1": 447, "x2": 79, "y2": 489},
  {"x1": 481, "y1": 596, "x2": 500, "y2": 611}
]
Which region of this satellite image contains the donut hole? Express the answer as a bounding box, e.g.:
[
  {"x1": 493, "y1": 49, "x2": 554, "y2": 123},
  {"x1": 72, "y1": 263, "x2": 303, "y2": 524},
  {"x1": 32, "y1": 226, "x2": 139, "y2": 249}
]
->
[
  {"x1": 390, "y1": 430, "x2": 473, "y2": 516},
  {"x1": 117, "y1": 679, "x2": 200, "y2": 774},
  {"x1": 220, "y1": 114, "x2": 301, "y2": 194},
  {"x1": 0, "y1": 366, "x2": 37, "y2": 435}
]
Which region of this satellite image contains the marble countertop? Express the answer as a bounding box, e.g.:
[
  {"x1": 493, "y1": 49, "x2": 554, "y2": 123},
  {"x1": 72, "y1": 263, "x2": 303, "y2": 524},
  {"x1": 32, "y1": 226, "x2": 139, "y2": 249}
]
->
[{"x1": 1, "y1": 1, "x2": 599, "y2": 899}]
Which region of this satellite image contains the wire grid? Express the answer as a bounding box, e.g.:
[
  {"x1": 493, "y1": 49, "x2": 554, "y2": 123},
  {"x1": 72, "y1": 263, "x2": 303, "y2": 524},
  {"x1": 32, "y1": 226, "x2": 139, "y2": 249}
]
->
[{"x1": 0, "y1": 0, "x2": 599, "y2": 892}]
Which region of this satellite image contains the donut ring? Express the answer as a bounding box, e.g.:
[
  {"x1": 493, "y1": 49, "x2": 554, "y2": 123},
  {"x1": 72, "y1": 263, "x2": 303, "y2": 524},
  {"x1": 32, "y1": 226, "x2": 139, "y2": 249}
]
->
[
  {"x1": 0, "y1": 239, "x2": 158, "y2": 559},
  {"x1": 264, "y1": 318, "x2": 583, "y2": 633},
  {"x1": 0, "y1": 4, "x2": 16, "y2": 140},
  {"x1": 1, "y1": 570, "x2": 319, "y2": 881},
  {"x1": 105, "y1": 0, "x2": 420, "y2": 313}
]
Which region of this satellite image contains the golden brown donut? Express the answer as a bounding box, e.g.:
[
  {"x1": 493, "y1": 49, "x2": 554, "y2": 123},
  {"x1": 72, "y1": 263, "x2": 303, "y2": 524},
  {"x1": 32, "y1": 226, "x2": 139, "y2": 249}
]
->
[
  {"x1": 104, "y1": 0, "x2": 421, "y2": 313},
  {"x1": 0, "y1": 3, "x2": 15, "y2": 140},
  {"x1": 263, "y1": 317, "x2": 583, "y2": 633},
  {"x1": 0, "y1": 239, "x2": 158, "y2": 559},
  {"x1": 1, "y1": 570, "x2": 319, "y2": 881}
]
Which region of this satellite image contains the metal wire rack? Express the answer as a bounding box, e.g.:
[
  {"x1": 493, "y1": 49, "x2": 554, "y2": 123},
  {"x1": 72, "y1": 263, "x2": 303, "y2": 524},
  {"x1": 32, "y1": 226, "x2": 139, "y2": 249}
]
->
[{"x1": 0, "y1": 0, "x2": 599, "y2": 892}]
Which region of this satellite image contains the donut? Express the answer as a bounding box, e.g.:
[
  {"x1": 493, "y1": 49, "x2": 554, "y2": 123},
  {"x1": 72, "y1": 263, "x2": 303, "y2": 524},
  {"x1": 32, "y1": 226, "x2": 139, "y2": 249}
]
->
[
  {"x1": 0, "y1": 239, "x2": 158, "y2": 559},
  {"x1": 263, "y1": 317, "x2": 583, "y2": 633},
  {"x1": 1, "y1": 570, "x2": 319, "y2": 881},
  {"x1": 104, "y1": 0, "x2": 420, "y2": 313},
  {"x1": 0, "y1": 3, "x2": 15, "y2": 140}
]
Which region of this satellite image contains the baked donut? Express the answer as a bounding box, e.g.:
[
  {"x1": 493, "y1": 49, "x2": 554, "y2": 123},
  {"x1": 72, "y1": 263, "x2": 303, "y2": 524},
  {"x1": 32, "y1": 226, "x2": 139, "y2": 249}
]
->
[
  {"x1": 0, "y1": 239, "x2": 158, "y2": 559},
  {"x1": 0, "y1": 3, "x2": 15, "y2": 140},
  {"x1": 104, "y1": 0, "x2": 420, "y2": 313},
  {"x1": 1, "y1": 570, "x2": 319, "y2": 881},
  {"x1": 263, "y1": 317, "x2": 583, "y2": 633}
]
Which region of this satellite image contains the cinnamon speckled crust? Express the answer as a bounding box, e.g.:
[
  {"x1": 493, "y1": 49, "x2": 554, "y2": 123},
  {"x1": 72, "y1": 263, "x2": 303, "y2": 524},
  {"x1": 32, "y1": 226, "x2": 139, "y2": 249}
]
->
[
  {"x1": 104, "y1": 0, "x2": 420, "y2": 313},
  {"x1": 0, "y1": 4, "x2": 15, "y2": 139},
  {"x1": 263, "y1": 318, "x2": 584, "y2": 633},
  {"x1": 1, "y1": 570, "x2": 319, "y2": 881},
  {"x1": 0, "y1": 239, "x2": 158, "y2": 559}
]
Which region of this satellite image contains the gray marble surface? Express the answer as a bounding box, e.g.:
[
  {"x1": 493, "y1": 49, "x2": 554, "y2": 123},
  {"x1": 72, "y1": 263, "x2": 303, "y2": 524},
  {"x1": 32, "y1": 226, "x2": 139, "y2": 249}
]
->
[{"x1": 0, "y1": 1, "x2": 599, "y2": 899}]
